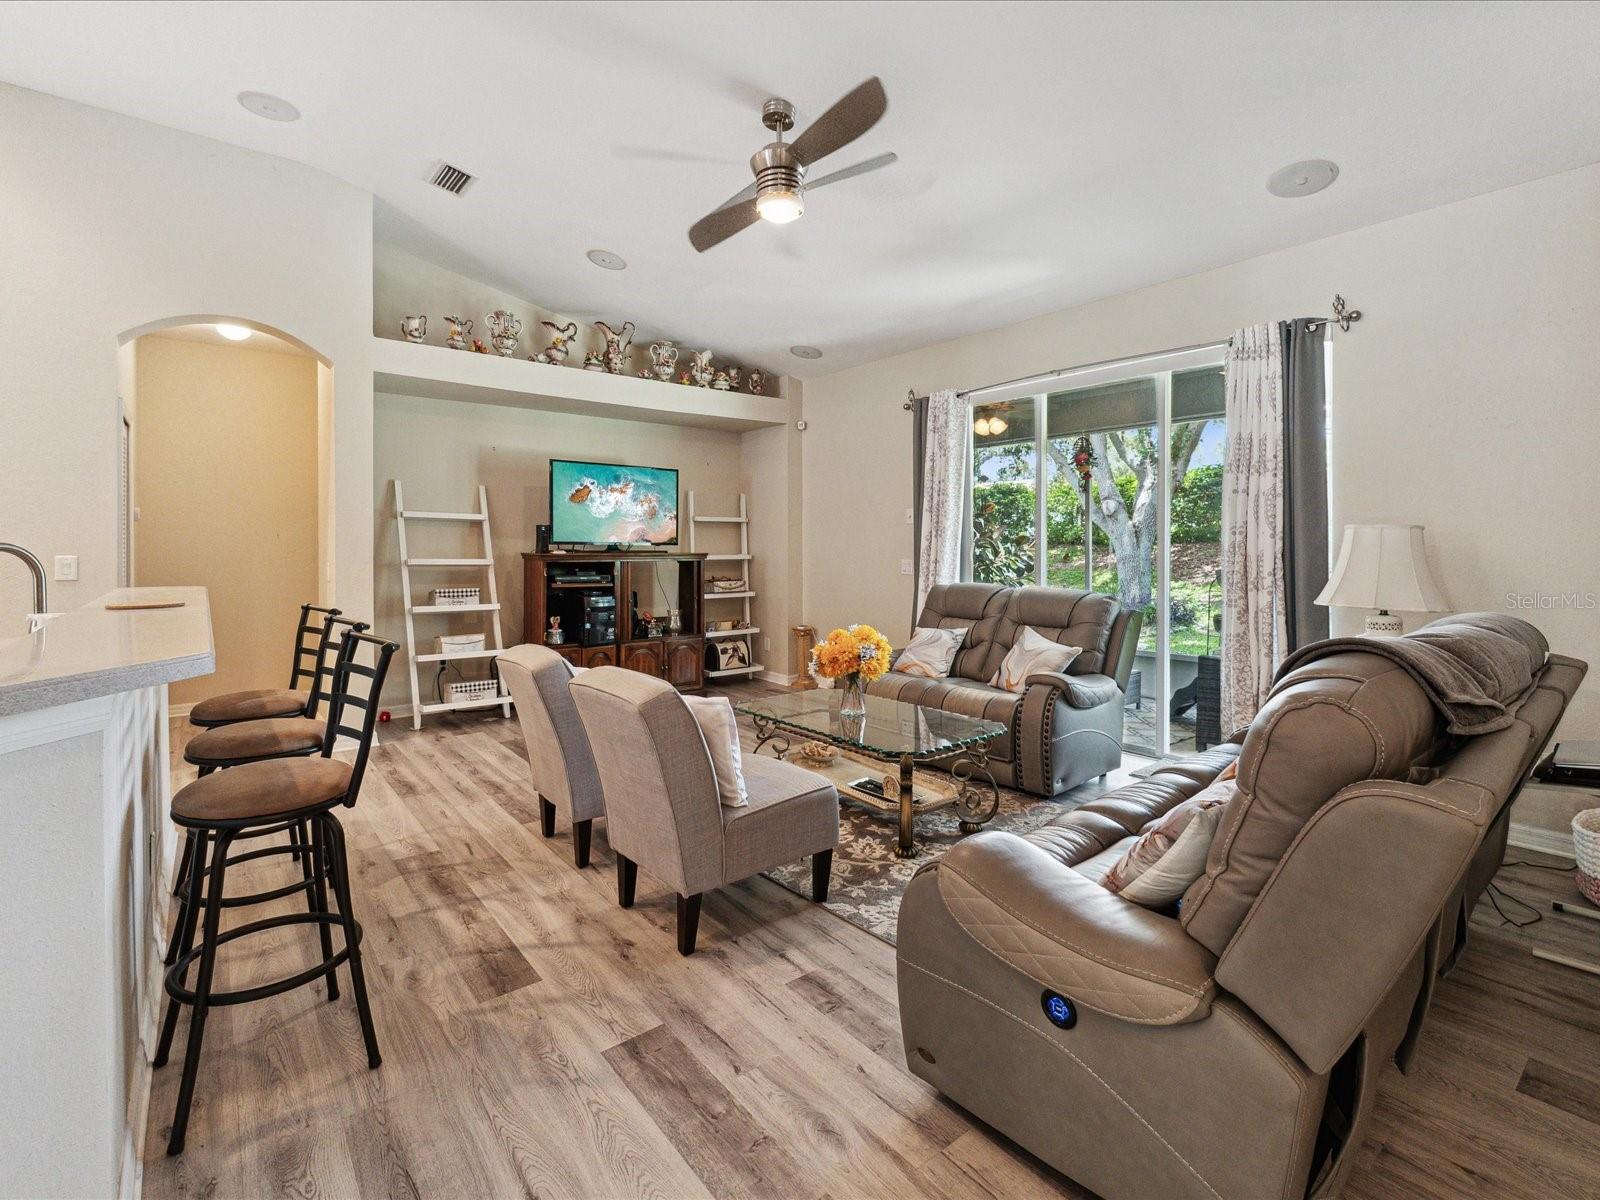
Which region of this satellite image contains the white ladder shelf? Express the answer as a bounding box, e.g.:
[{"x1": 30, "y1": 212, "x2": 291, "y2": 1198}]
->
[
  {"x1": 394, "y1": 480, "x2": 512, "y2": 729},
  {"x1": 688, "y1": 492, "x2": 763, "y2": 681}
]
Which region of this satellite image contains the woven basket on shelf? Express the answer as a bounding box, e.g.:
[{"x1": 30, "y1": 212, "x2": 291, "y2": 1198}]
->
[{"x1": 1572, "y1": 808, "x2": 1600, "y2": 906}]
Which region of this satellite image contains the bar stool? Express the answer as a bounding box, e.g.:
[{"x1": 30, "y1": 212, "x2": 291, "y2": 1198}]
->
[
  {"x1": 165, "y1": 617, "x2": 370, "y2": 961},
  {"x1": 155, "y1": 631, "x2": 396, "y2": 1156},
  {"x1": 186, "y1": 602, "x2": 341, "y2": 729}
]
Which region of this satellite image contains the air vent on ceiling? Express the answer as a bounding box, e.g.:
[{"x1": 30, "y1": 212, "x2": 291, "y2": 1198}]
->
[{"x1": 430, "y1": 163, "x2": 474, "y2": 195}]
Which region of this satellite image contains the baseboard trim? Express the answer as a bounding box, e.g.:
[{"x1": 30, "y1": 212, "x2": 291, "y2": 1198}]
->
[
  {"x1": 168, "y1": 701, "x2": 192, "y2": 719},
  {"x1": 756, "y1": 669, "x2": 797, "y2": 687},
  {"x1": 1508, "y1": 821, "x2": 1575, "y2": 860}
]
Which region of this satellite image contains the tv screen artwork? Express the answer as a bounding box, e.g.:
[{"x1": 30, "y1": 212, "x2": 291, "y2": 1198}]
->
[{"x1": 549, "y1": 459, "x2": 679, "y2": 546}]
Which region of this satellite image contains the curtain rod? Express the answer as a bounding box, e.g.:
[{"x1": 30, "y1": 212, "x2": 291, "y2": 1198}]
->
[{"x1": 903, "y1": 295, "x2": 1361, "y2": 409}]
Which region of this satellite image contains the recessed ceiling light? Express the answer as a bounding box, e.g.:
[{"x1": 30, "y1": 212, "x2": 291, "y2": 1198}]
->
[
  {"x1": 790, "y1": 345, "x2": 823, "y2": 360},
  {"x1": 215, "y1": 323, "x2": 252, "y2": 341},
  {"x1": 586, "y1": 249, "x2": 627, "y2": 271},
  {"x1": 237, "y1": 91, "x2": 301, "y2": 123},
  {"x1": 1267, "y1": 159, "x2": 1338, "y2": 198}
]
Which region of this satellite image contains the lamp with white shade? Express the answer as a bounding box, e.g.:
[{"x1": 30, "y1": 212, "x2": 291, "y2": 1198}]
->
[{"x1": 1315, "y1": 524, "x2": 1450, "y2": 635}]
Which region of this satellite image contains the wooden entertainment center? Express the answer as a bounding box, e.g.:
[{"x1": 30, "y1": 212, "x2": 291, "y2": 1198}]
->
[{"x1": 522, "y1": 550, "x2": 707, "y2": 690}]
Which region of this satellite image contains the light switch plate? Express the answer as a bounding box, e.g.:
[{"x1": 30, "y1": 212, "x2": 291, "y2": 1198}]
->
[
  {"x1": 900, "y1": 559, "x2": 914, "y2": 576},
  {"x1": 54, "y1": 555, "x2": 78, "y2": 581}
]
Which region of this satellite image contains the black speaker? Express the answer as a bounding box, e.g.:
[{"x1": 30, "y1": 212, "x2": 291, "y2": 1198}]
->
[{"x1": 536, "y1": 524, "x2": 552, "y2": 553}]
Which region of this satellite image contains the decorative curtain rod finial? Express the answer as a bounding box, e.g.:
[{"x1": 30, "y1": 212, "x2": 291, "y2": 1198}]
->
[
  {"x1": 1331, "y1": 294, "x2": 1361, "y2": 332},
  {"x1": 904, "y1": 387, "x2": 916, "y2": 411}
]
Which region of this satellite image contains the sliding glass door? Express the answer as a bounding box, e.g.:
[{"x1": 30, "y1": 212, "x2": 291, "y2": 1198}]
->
[
  {"x1": 967, "y1": 347, "x2": 1226, "y2": 756},
  {"x1": 970, "y1": 399, "x2": 1037, "y2": 588}
]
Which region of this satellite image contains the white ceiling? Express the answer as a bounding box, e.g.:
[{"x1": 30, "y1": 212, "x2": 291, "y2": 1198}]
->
[{"x1": 4, "y1": 1, "x2": 1600, "y2": 376}]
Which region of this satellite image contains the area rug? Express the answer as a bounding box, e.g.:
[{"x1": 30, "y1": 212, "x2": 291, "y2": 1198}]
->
[{"x1": 746, "y1": 728, "x2": 1087, "y2": 945}]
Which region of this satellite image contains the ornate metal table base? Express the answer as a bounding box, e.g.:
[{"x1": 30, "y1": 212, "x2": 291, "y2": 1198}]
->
[
  {"x1": 748, "y1": 711, "x2": 1001, "y2": 858},
  {"x1": 749, "y1": 711, "x2": 790, "y2": 760},
  {"x1": 947, "y1": 743, "x2": 1002, "y2": 838}
]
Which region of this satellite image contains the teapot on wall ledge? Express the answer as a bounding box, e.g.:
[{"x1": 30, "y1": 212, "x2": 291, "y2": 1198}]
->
[
  {"x1": 399, "y1": 315, "x2": 427, "y2": 343},
  {"x1": 443, "y1": 315, "x2": 472, "y2": 350},
  {"x1": 485, "y1": 309, "x2": 522, "y2": 356},
  {"x1": 595, "y1": 320, "x2": 636, "y2": 375},
  {"x1": 533, "y1": 320, "x2": 578, "y2": 365},
  {"x1": 648, "y1": 339, "x2": 679, "y2": 381}
]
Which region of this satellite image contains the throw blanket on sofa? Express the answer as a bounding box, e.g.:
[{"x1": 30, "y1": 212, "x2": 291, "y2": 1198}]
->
[{"x1": 1273, "y1": 613, "x2": 1548, "y2": 736}]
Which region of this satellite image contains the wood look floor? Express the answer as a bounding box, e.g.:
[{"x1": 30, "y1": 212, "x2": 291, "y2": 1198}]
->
[{"x1": 143, "y1": 690, "x2": 1600, "y2": 1200}]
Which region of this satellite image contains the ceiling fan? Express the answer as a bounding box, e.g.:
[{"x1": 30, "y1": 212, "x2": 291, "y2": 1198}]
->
[{"x1": 688, "y1": 76, "x2": 897, "y2": 252}]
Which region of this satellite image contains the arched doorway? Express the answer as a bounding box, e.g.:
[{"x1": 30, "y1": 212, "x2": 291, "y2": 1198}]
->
[{"x1": 117, "y1": 316, "x2": 335, "y2": 708}]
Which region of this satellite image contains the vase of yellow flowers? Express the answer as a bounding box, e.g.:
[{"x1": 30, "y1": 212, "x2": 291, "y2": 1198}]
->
[{"x1": 811, "y1": 624, "x2": 893, "y2": 718}]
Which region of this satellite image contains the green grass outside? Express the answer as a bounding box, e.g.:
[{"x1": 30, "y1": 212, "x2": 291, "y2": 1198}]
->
[{"x1": 1040, "y1": 543, "x2": 1223, "y2": 657}]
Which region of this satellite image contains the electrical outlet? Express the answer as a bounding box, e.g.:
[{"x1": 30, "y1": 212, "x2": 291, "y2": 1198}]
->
[
  {"x1": 53, "y1": 555, "x2": 78, "y2": 581},
  {"x1": 763, "y1": 636, "x2": 771, "y2": 652},
  {"x1": 900, "y1": 559, "x2": 914, "y2": 576}
]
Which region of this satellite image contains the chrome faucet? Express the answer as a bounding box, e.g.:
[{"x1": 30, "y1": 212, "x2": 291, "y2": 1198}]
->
[{"x1": 0, "y1": 543, "x2": 48, "y2": 617}]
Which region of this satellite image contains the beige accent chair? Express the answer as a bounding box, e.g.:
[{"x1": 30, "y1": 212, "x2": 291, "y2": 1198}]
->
[
  {"x1": 498, "y1": 645, "x2": 605, "y2": 868},
  {"x1": 870, "y1": 583, "x2": 1141, "y2": 796},
  {"x1": 569, "y1": 667, "x2": 840, "y2": 955},
  {"x1": 896, "y1": 635, "x2": 1586, "y2": 1199}
]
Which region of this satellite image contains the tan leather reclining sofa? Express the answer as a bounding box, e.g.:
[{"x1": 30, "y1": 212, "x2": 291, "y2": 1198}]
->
[
  {"x1": 869, "y1": 583, "x2": 1141, "y2": 796},
  {"x1": 895, "y1": 634, "x2": 1586, "y2": 1199}
]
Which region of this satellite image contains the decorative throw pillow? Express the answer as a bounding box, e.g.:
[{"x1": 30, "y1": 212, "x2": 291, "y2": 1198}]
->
[
  {"x1": 896, "y1": 626, "x2": 968, "y2": 679},
  {"x1": 1101, "y1": 779, "x2": 1237, "y2": 907},
  {"x1": 682, "y1": 695, "x2": 748, "y2": 807},
  {"x1": 990, "y1": 626, "x2": 1082, "y2": 693}
]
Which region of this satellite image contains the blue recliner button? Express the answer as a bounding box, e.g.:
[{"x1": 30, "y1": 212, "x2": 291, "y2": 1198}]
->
[{"x1": 1041, "y1": 991, "x2": 1077, "y2": 1029}]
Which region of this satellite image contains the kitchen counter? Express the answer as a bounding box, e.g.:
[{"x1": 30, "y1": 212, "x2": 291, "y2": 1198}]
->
[
  {"x1": 0, "y1": 586, "x2": 214, "y2": 716},
  {"x1": 0, "y1": 586, "x2": 213, "y2": 1198}
]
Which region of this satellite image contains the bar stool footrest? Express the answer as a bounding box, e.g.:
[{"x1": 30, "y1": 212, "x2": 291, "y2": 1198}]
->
[
  {"x1": 174, "y1": 841, "x2": 325, "y2": 909},
  {"x1": 163, "y1": 911, "x2": 363, "y2": 1007}
]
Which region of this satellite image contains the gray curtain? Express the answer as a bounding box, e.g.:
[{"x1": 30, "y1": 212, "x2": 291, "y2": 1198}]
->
[
  {"x1": 1281, "y1": 318, "x2": 1329, "y2": 650},
  {"x1": 910, "y1": 394, "x2": 928, "y2": 628}
]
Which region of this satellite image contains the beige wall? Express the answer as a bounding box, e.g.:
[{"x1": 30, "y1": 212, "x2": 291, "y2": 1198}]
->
[
  {"x1": 803, "y1": 162, "x2": 1600, "y2": 740},
  {"x1": 135, "y1": 336, "x2": 319, "y2": 704},
  {"x1": 0, "y1": 82, "x2": 374, "y2": 629},
  {"x1": 739, "y1": 400, "x2": 806, "y2": 677},
  {"x1": 373, "y1": 391, "x2": 752, "y2": 707}
]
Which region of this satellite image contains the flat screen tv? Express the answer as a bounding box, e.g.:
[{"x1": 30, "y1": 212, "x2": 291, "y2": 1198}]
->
[{"x1": 549, "y1": 459, "x2": 680, "y2": 547}]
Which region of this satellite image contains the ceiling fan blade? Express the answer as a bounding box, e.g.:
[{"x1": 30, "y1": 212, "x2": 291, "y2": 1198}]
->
[
  {"x1": 800, "y1": 151, "x2": 898, "y2": 193},
  {"x1": 715, "y1": 179, "x2": 760, "y2": 210},
  {"x1": 689, "y1": 197, "x2": 761, "y2": 252},
  {"x1": 789, "y1": 76, "x2": 887, "y2": 168}
]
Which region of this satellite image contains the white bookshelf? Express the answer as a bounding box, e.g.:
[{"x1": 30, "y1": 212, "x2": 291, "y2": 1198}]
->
[
  {"x1": 394, "y1": 480, "x2": 513, "y2": 728},
  {"x1": 688, "y1": 491, "x2": 762, "y2": 680}
]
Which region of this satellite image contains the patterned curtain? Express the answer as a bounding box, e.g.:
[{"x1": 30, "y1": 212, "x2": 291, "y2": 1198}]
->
[
  {"x1": 1220, "y1": 325, "x2": 1288, "y2": 732},
  {"x1": 915, "y1": 389, "x2": 967, "y2": 619}
]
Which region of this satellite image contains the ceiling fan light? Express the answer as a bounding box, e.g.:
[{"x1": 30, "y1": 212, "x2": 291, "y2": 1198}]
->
[
  {"x1": 973, "y1": 417, "x2": 991, "y2": 437},
  {"x1": 991, "y1": 417, "x2": 1008, "y2": 435},
  {"x1": 756, "y1": 189, "x2": 805, "y2": 225}
]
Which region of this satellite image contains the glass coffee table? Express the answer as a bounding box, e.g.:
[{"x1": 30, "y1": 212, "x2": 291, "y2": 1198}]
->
[{"x1": 734, "y1": 690, "x2": 1006, "y2": 858}]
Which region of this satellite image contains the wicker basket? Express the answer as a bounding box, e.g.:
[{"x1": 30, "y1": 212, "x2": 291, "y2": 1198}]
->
[{"x1": 1573, "y1": 808, "x2": 1600, "y2": 905}]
